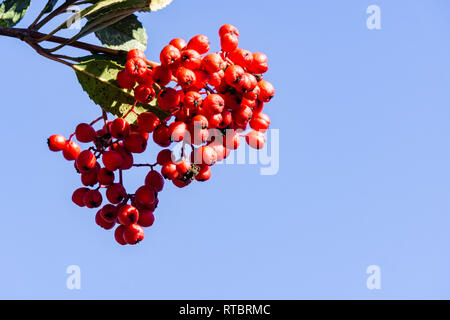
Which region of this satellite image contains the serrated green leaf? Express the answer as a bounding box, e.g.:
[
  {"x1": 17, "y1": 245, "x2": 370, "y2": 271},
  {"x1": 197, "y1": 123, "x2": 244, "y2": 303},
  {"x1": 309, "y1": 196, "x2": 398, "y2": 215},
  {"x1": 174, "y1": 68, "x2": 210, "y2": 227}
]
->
[
  {"x1": 43, "y1": 0, "x2": 58, "y2": 14},
  {"x1": 0, "y1": 0, "x2": 30, "y2": 27},
  {"x1": 95, "y1": 14, "x2": 147, "y2": 51},
  {"x1": 73, "y1": 58, "x2": 170, "y2": 122}
]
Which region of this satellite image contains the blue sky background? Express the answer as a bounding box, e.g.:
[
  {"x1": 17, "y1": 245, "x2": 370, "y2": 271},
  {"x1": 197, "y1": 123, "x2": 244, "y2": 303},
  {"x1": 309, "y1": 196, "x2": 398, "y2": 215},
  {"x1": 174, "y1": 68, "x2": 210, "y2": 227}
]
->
[{"x1": 0, "y1": 0, "x2": 449, "y2": 299}]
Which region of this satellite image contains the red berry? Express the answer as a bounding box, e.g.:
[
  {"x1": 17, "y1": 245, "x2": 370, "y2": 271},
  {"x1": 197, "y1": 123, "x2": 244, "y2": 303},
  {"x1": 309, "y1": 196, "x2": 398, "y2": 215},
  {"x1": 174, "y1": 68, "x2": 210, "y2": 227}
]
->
[
  {"x1": 135, "y1": 185, "x2": 157, "y2": 209},
  {"x1": 144, "y1": 170, "x2": 164, "y2": 192},
  {"x1": 224, "y1": 64, "x2": 245, "y2": 86},
  {"x1": 157, "y1": 87, "x2": 182, "y2": 111},
  {"x1": 176, "y1": 67, "x2": 196, "y2": 87},
  {"x1": 224, "y1": 129, "x2": 241, "y2": 150},
  {"x1": 153, "y1": 125, "x2": 171, "y2": 147},
  {"x1": 192, "y1": 114, "x2": 209, "y2": 129},
  {"x1": 72, "y1": 187, "x2": 89, "y2": 207},
  {"x1": 169, "y1": 38, "x2": 187, "y2": 51},
  {"x1": 100, "y1": 204, "x2": 118, "y2": 223},
  {"x1": 188, "y1": 70, "x2": 210, "y2": 91},
  {"x1": 160, "y1": 45, "x2": 181, "y2": 66},
  {"x1": 110, "y1": 118, "x2": 130, "y2": 139},
  {"x1": 248, "y1": 52, "x2": 269, "y2": 74},
  {"x1": 97, "y1": 168, "x2": 115, "y2": 186},
  {"x1": 183, "y1": 91, "x2": 203, "y2": 110},
  {"x1": 208, "y1": 70, "x2": 225, "y2": 87},
  {"x1": 138, "y1": 210, "x2": 155, "y2": 227},
  {"x1": 63, "y1": 140, "x2": 81, "y2": 161},
  {"x1": 123, "y1": 224, "x2": 145, "y2": 244},
  {"x1": 114, "y1": 225, "x2": 127, "y2": 245},
  {"x1": 201, "y1": 53, "x2": 225, "y2": 74},
  {"x1": 76, "y1": 150, "x2": 97, "y2": 172},
  {"x1": 156, "y1": 149, "x2": 172, "y2": 165},
  {"x1": 172, "y1": 179, "x2": 191, "y2": 188},
  {"x1": 195, "y1": 165, "x2": 211, "y2": 182},
  {"x1": 125, "y1": 58, "x2": 148, "y2": 81},
  {"x1": 168, "y1": 121, "x2": 188, "y2": 142},
  {"x1": 246, "y1": 130, "x2": 266, "y2": 149},
  {"x1": 161, "y1": 161, "x2": 179, "y2": 180},
  {"x1": 116, "y1": 70, "x2": 136, "y2": 89},
  {"x1": 220, "y1": 33, "x2": 238, "y2": 52},
  {"x1": 47, "y1": 134, "x2": 66, "y2": 152},
  {"x1": 194, "y1": 146, "x2": 217, "y2": 166},
  {"x1": 137, "y1": 112, "x2": 160, "y2": 133},
  {"x1": 236, "y1": 73, "x2": 257, "y2": 93},
  {"x1": 117, "y1": 205, "x2": 139, "y2": 226},
  {"x1": 175, "y1": 159, "x2": 191, "y2": 175},
  {"x1": 233, "y1": 106, "x2": 253, "y2": 126},
  {"x1": 134, "y1": 84, "x2": 156, "y2": 104},
  {"x1": 102, "y1": 150, "x2": 123, "y2": 171},
  {"x1": 115, "y1": 146, "x2": 134, "y2": 170},
  {"x1": 152, "y1": 65, "x2": 172, "y2": 86},
  {"x1": 219, "y1": 24, "x2": 240, "y2": 38},
  {"x1": 249, "y1": 112, "x2": 270, "y2": 132},
  {"x1": 257, "y1": 81, "x2": 275, "y2": 102},
  {"x1": 186, "y1": 35, "x2": 210, "y2": 54},
  {"x1": 218, "y1": 109, "x2": 233, "y2": 129},
  {"x1": 207, "y1": 112, "x2": 223, "y2": 129},
  {"x1": 95, "y1": 210, "x2": 115, "y2": 230},
  {"x1": 106, "y1": 183, "x2": 127, "y2": 204},
  {"x1": 83, "y1": 189, "x2": 103, "y2": 209},
  {"x1": 81, "y1": 166, "x2": 99, "y2": 186},
  {"x1": 228, "y1": 48, "x2": 253, "y2": 70},
  {"x1": 180, "y1": 49, "x2": 202, "y2": 70},
  {"x1": 75, "y1": 123, "x2": 96, "y2": 143},
  {"x1": 209, "y1": 142, "x2": 229, "y2": 162},
  {"x1": 124, "y1": 132, "x2": 147, "y2": 153},
  {"x1": 202, "y1": 94, "x2": 225, "y2": 114},
  {"x1": 127, "y1": 48, "x2": 146, "y2": 60}
]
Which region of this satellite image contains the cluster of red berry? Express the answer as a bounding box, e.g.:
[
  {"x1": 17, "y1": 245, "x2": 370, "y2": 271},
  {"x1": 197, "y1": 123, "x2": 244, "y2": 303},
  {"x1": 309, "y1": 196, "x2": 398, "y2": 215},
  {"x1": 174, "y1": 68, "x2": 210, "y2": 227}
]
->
[{"x1": 47, "y1": 24, "x2": 275, "y2": 246}]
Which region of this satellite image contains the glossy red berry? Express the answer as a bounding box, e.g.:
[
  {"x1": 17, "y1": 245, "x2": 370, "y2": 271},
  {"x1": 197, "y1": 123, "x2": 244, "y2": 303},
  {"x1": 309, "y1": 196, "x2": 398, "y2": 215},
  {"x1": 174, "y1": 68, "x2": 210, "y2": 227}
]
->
[
  {"x1": 246, "y1": 130, "x2": 266, "y2": 149},
  {"x1": 152, "y1": 65, "x2": 172, "y2": 86},
  {"x1": 219, "y1": 24, "x2": 239, "y2": 38},
  {"x1": 233, "y1": 106, "x2": 253, "y2": 126},
  {"x1": 176, "y1": 67, "x2": 196, "y2": 87},
  {"x1": 186, "y1": 35, "x2": 210, "y2": 54},
  {"x1": 248, "y1": 52, "x2": 269, "y2": 74},
  {"x1": 63, "y1": 140, "x2": 81, "y2": 161},
  {"x1": 257, "y1": 81, "x2": 275, "y2": 102},
  {"x1": 168, "y1": 121, "x2": 188, "y2": 142},
  {"x1": 183, "y1": 91, "x2": 203, "y2": 110},
  {"x1": 208, "y1": 70, "x2": 225, "y2": 87},
  {"x1": 157, "y1": 87, "x2": 182, "y2": 111},
  {"x1": 194, "y1": 146, "x2": 218, "y2": 166},
  {"x1": 224, "y1": 129, "x2": 241, "y2": 150},
  {"x1": 127, "y1": 48, "x2": 146, "y2": 60},
  {"x1": 156, "y1": 149, "x2": 173, "y2": 165},
  {"x1": 102, "y1": 150, "x2": 123, "y2": 171},
  {"x1": 124, "y1": 132, "x2": 147, "y2": 153},
  {"x1": 97, "y1": 168, "x2": 115, "y2": 186},
  {"x1": 207, "y1": 112, "x2": 223, "y2": 129},
  {"x1": 83, "y1": 189, "x2": 103, "y2": 209},
  {"x1": 224, "y1": 64, "x2": 245, "y2": 86},
  {"x1": 72, "y1": 187, "x2": 89, "y2": 207},
  {"x1": 47, "y1": 134, "x2": 66, "y2": 152},
  {"x1": 153, "y1": 125, "x2": 171, "y2": 147},
  {"x1": 180, "y1": 49, "x2": 202, "y2": 70},
  {"x1": 137, "y1": 112, "x2": 160, "y2": 133},
  {"x1": 115, "y1": 146, "x2": 134, "y2": 170},
  {"x1": 169, "y1": 38, "x2": 187, "y2": 51},
  {"x1": 202, "y1": 94, "x2": 225, "y2": 114},
  {"x1": 81, "y1": 167, "x2": 99, "y2": 186},
  {"x1": 100, "y1": 204, "x2": 118, "y2": 223},
  {"x1": 76, "y1": 150, "x2": 96, "y2": 172},
  {"x1": 75, "y1": 123, "x2": 96, "y2": 143},
  {"x1": 220, "y1": 33, "x2": 239, "y2": 52},
  {"x1": 145, "y1": 170, "x2": 164, "y2": 192},
  {"x1": 160, "y1": 44, "x2": 181, "y2": 66},
  {"x1": 135, "y1": 185, "x2": 156, "y2": 207},
  {"x1": 195, "y1": 164, "x2": 211, "y2": 182},
  {"x1": 172, "y1": 178, "x2": 191, "y2": 188},
  {"x1": 228, "y1": 48, "x2": 253, "y2": 69},
  {"x1": 123, "y1": 224, "x2": 145, "y2": 244},
  {"x1": 249, "y1": 112, "x2": 270, "y2": 132},
  {"x1": 125, "y1": 58, "x2": 148, "y2": 81},
  {"x1": 114, "y1": 225, "x2": 127, "y2": 245},
  {"x1": 116, "y1": 70, "x2": 136, "y2": 89},
  {"x1": 134, "y1": 84, "x2": 156, "y2": 104},
  {"x1": 106, "y1": 183, "x2": 127, "y2": 204},
  {"x1": 110, "y1": 118, "x2": 130, "y2": 139},
  {"x1": 138, "y1": 210, "x2": 155, "y2": 227},
  {"x1": 161, "y1": 161, "x2": 179, "y2": 180},
  {"x1": 201, "y1": 53, "x2": 225, "y2": 73},
  {"x1": 117, "y1": 205, "x2": 139, "y2": 226},
  {"x1": 95, "y1": 210, "x2": 115, "y2": 230}
]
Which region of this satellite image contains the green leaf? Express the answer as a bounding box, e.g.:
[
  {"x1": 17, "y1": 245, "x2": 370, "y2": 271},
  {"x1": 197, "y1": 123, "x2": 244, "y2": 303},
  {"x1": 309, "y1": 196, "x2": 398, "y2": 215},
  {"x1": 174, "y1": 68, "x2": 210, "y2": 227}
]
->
[
  {"x1": 73, "y1": 57, "x2": 170, "y2": 122},
  {"x1": 94, "y1": 14, "x2": 147, "y2": 51},
  {"x1": 43, "y1": 0, "x2": 58, "y2": 14},
  {"x1": 148, "y1": 0, "x2": 173, "y2": 11},
  {"x1": 0, "y1": 0, "x2": 30, "y2": 27}
]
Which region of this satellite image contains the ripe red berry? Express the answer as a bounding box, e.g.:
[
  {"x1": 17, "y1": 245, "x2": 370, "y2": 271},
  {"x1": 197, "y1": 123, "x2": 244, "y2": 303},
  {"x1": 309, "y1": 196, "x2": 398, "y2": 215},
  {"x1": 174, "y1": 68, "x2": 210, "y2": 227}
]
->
[
  {"x1": 97, "y1": 168, "x2": 115, "y2": 186},
  {"x1": 153, "y1": 125, "x2": 171, "y2": 147},
  {"x1": 168, "y1": 121, "x2": 188, "y2": 142},
  {"x1": 172, "y1": 178, "x2": 191, "y2": 188},
  {"x1": 192, "y1": 114, "x2": 208, "y2": 129},
  {"x1": 63, "y1": 140, "x2": 81, "y2": 161},
  {"x1": 160, "y1": 44, "x2": 181, "y2": 66},
  {"x1": 134, "y1": 84, "x2": 156, "y2": 104},
  {"x1": 135, "y1": 185, "x2": 156, "y2": 208},
  {"x1": 233, "y1": 106, "x2": 253, "y2": 126},
  {"x1": 156, "y1": 149, "x2": 173, "y2": 165},
  {"x1": 249, "y1": 112, "x2": 270, "y2": 132},
  {"x1": 114, "y1": 225, "x2": 127, "y2": 245},
  {"x1": 72, "y1": 187, "x2": 89, "y2": 207},
  {"x1": 209, "y1": 141, "x2": 229, "y2": 162},
  {"x1": 202, "y1": 94, "x2": 225, "y2": 114},
  {"x1": 201, "y1": 53, "x2": 225, "y2": 73},
  {"x1": 207, "y1": 112, "x2": 223, "y2": 129},
  {"x1": 124, "y1": 132, "x2": 147, "y2": 153},
  {"x1": 116, "y1": 70, "x2": 136, "y2": 89},
  {"x1": 83, "y1": 189, "x2": 103, "y2": 209},
  {"x1": 208, "y1": 70, "x2": 225, "y2": 87},
  {"x1": 100, "y1": 204, "x2": 118, "y2": 223},
  {"x1": 169, "y1": 38, "x2": 187, "y2": 51},
  {"x1": 224, "y1": 64, "x2": 244, "y2": 86},
  {"x1": 75, "y1": 123, "x2": 96, "y2": 143},
  {"x1": 127, "y1": 48, "x2": 146, "y2": 61},
  {"x1": 137, "y1": 112, "x2": 160, "y2": 133},
  {"x1": 176, "y1": 67, "x2": 196, "y2": 87},
  {"x1": 125, "y1": 58, "x2": 148, "y2": 81},
  {"x1": 224, "y1": 129, "x2": 241, "y2": 150},
  {"x1": 47, "y1": 134, "x2": 66, "y2": 152},
  {"x1": 186, "y1": 35, "x2": 210, "y2": 54},
  {"x1": 218, "y1": 109, "x2": 233, "y2": 129},
  {"x1": 115, "y1": 146, "x2": 134, "y2": 170},
  {"x1": 81, "y1": 167, "x2": 99, "y2": 186},
  {"x1": 228, "y1": 48, "x2": 253, "y2": 69},
  {"x1": 161, "y1": 161, "x2": 179, "y2": 180},
  {"x1": 106, "y1": 183, "x2": 127, "y2": 204},
  {"x1": 220, "y1": 33, "x2": 239, "y2": 52},
  {"x1": 117, "y1": 205, "x2": 139, "y2": 226},
  {"x1": 95, "y1": 210, "x2": 116, "y2": 230},
  {"x1": 180, "y1": 49, "x2": 202, "y2": 70},
  {"x1": 157, "y1": 87, "x2": 182, "y2": 111},
  {"x1": 152, "y1": 65, "x2": 172, "y2": 86},
  {"x1": 123, "y1": 224, "x2": 145, "y2": 244},
  {"x1": 248, "y1": 52, "x2": 269, "y2": 74},
  {"x1": 175, "y1": 159, "x2": 191, "y2": 175},
  {"x1": 102, "y1": 150, "x2": 123, "y2": 171},
  {"x1": 144, "y1": 170, "x2": 164, "y2": 192},
  {"x1": 219, "y1": 24, "x2": 240, "y2": 38},
  {"x1": 188, "y1": 69, "x2": 210, "y2": 91},
  {"x1": 195, "y1": 164, "x2": 211, "y2": 182},
  {"x1": 137, "y1": 69, "x2": 154, "y2": 85},
  {"x1": 194, "y1": 146, "x2": 217, "y2": 166},
  {"x1": 110, "y1": 118, "x2": 130, "y2": 139},
  {"x1": 183, "y1": 91, "x2": 203, "y2": 110},
  {"x1": 257, "y1": 81, "x2": 275, "y2": 102},
  {"x1": 246, "y1": 130, "x2": 266, "y2": 149},
  {"x1": 76, "y1": 150, "x2": 97, "y2": 172},
  {"x1": 138, "y1": 210, "x2": 155, "y2": 227},
  {"x1": 236, "y1": 73, "x2": 257, "y2": 93}
]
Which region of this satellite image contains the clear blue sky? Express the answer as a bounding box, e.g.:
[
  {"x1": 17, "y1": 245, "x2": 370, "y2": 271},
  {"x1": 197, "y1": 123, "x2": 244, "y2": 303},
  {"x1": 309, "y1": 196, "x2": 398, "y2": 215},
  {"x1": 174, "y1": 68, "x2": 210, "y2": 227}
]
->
[{"x1": 0, "y1": 0, "x2": 449, "y2": 299}]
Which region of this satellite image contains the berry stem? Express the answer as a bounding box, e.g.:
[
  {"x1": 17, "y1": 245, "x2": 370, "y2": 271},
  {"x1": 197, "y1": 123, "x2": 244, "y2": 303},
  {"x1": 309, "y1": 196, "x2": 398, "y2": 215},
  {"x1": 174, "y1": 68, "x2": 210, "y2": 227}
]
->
[
  {"x1": 89, "y1": 116, "x2": 104, "y2": 126},
  {"x1": 132, "y1": 163, "x2": 158, "y2": 169}
]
